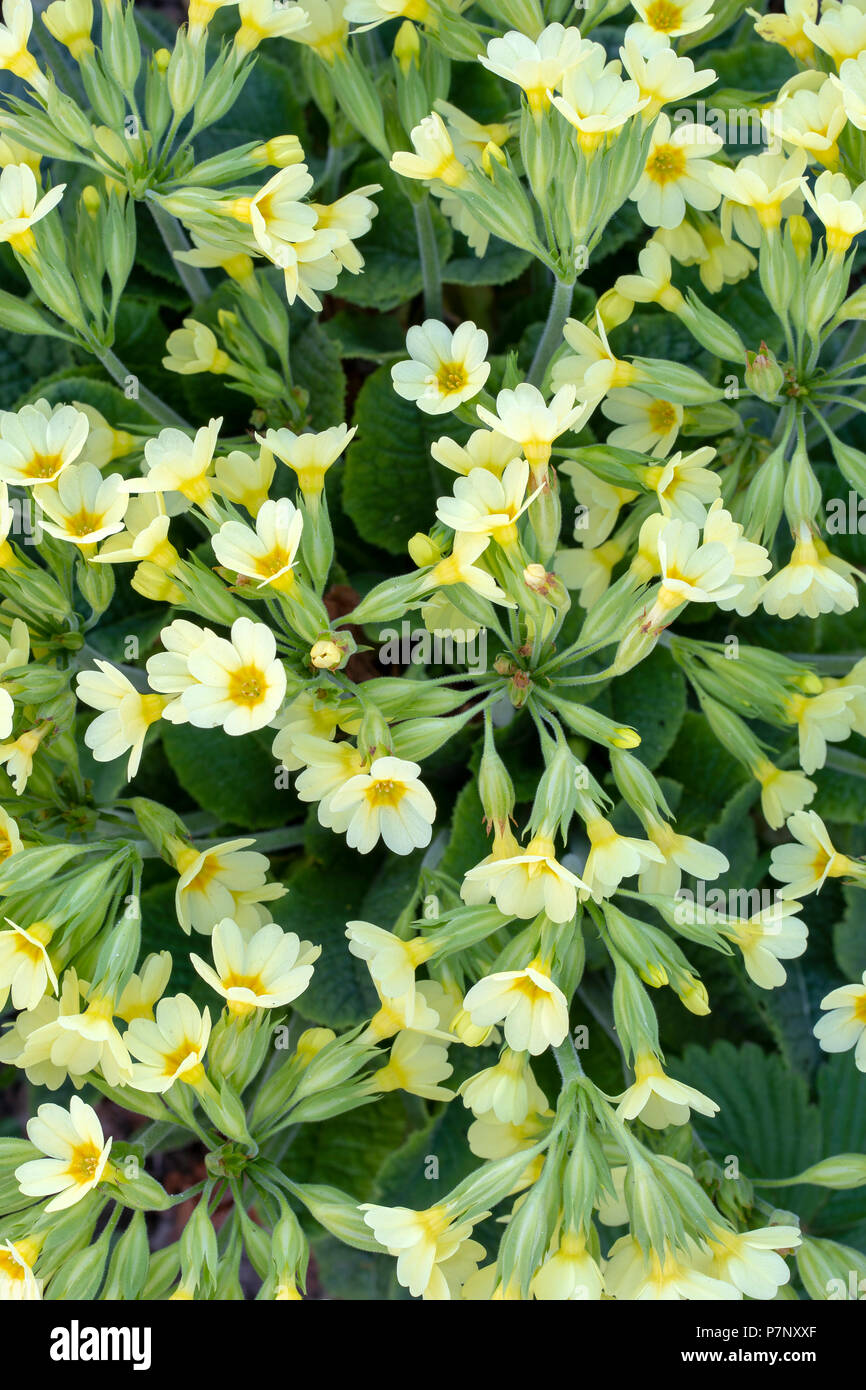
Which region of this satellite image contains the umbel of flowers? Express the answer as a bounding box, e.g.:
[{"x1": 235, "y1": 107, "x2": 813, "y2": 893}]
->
[{"x1": 0, "y1": 0, "x2": 863, "y2": 1303}]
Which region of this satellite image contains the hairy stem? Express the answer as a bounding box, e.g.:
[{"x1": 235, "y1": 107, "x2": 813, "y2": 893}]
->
[
  {"x1": 149, "y1": 202, "x2": 212, "y2": 305},
  {"x1": 528, "y1": 275, "x2": 574, "y2": 389},
  {"x1": 413, "y1": 196, "x2": 443, "y2": 320}
]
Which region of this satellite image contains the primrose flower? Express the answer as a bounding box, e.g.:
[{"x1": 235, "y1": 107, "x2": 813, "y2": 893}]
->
[
  {"x1": 645, "y1": 446, "x2": 722, "y2": 524},
  {"x1": 617, "y1": 1050, "x2": 719, "y2": 1127},
  {"x1": 476, "y1": 384, "x2": 588, "y2": 474},
  {"x1": 392, "y1": 320, "x2": 490, "y2": 415},
  {"x1": 291, "y1": 734, "x2": 367, "y2": 829},
  {"x1": 191, "y1": 918, "x2": 320, "y2": 1017},
  {"x1": 163, "y1": 320, "x2": 232, "y2": 376},
  {"x1": 803, "y1": 0, "x2": 866, "y2": 66},
  {"x1": 0, "y1": 806, "x2": 22, "y2": 862},
  {"x1": 605, "y1": 1237, "x2": 739, "y2": 1300},
  {"x1": 459, "y1": 1048, "x2": 548, "y2": 1124},
  {"x1": 552, "y1": 314, "x2": 637, "y2": 400},
  {"x1": 423, "y1": 531, "x2": 515, "y2": 607},
  {"x1": 212, "y1": 497, "x2": 303, "y2": 593},
  {"x1": 115, "y1": 951, "x2": 172, "y2": 1025},
  {"x1": 631, "y1": 115, "x2": 722, "y2": 229},
  {"x1": 751, "y1": 0, "x2": 816, "y2": 62},
  {"x1": 803, "y1": 170, "x2": 866, "y2": 255},
  {"x1": 172, "y1": 836, "x2": 285, "y2": 936},
  {"x1": 435, "y1": 459, "x2": 536, "y2": 547},
  {"x1": 603, "y1": 389, "x2": 682, "y2": 458},
  {"x1": 620, "y1": 32, "x2": 716, "y2": 119},
  {"x1": 310, "y1": 183, "x2": 380, "y2": 273},
  {"x1": 638, "y1": 821, "x2": 729, "y2": 897},
  {"x1": 124, "y1": 993, "x2": 211, "y2": 1091},
  {"x1": 284, "y1": 0, "x2": 347, "y2": 61},
  {"x1": 361, "y1": 1203, "x2": 484, "y2": 1300},
  {"x1": 214, "y1": 448, "x2": 275, "y2": 516},
  {"x1": 709, "y1": 148, "x2": 807, "y2": 244},
  {"x1": 463, "y1": 961, "x2": 570, "y2": 1055},
  {"x1": 0, "y1": 1237, "x2": 42, "y2": 1300},
  {"x1": 761, "y1": 523, "x2": 858, "y2": 620},
  {"x1": 642, "y1": 517, "x2": 740, "y2": 630},
  {"x1": 479, "y1": 23, "x2": 589, "y2": 113},
  {"x1": 33, "y1": 463, "x2": 127, "y2": 547},
  {"x1": 125, "y1": 418, "x2": 222, "y2": 514},
  {"x1": 0, "y1": 0, "x2": 48, "y2": 94},
  {"x1": 752, "y1": 760, "x2": 816, "y2": 829},
  {"x1": 836, "y1": 50, "x2": 866, "y2": 128},
  {"x1": 704, "y1": 1223, "x2": 801, "y2": 1299},
  {"x1": 178, "y1": 617, "x2": 287, "y2": 736},
  {"x1": 784, "y1": 686, "x2": 862, "y2": 775},
  {"x1": 76, "y1": 661, "x2": 167, "y2": 779},
  {"x1": 550, "y1": 45, "x2": 648, "y2": 152},
  {"x1": 0, "y1": 917, "x2": 56, "y2": 1012},
  {"x1": 256, "y1": 423, "x2": 356, "y2": 502},
  {"x1": 233, "y1": 0, "x2": 309, "y2": 51},
  {"x1": 771, "y1": 809, "x2": 860, "y2": 897},
  {"x1": 328, "y1": 755, "x2": 436, "y2": 855},
  {"x1": 720, "y1": 900, "x2": 808, "y2": 989},
  {"x1": 390, "y1": 113, "x2": 468, "y2": 189},
  {"x1": 42, "y1": 0, "x2": 94, "y2": 58},
  {"x1": 813, "y1": 971, "x2": 866, "y2": 1070},
  {"x1": 462, "y1": 834, "x2": 587, "y2": 924},
  {"x1": 0, "y1": 399, "x2": 88, "y2": 487},
  {"x1": 630, "y1": 0, "x2": 715, "y2": 39},
  {"x1": 16, "y1": 1097, "x2": 114, "y2": 1212},
  {"x1": 345, "y1": 920, "x2": 435, "y2": 1003},
  {"x1": 431, "y1": 428, "x2": 521, "y2": 479},
  {"x1": 765, "y1": 75, "x2": 847, "y2": 161},
  {"x1": 579, "y1": 816, "x2": 665, "y2": 900},
  {"x1": 530, "y1": 1230, "x2": 605, "y2": 1301},
  {"x1": 371, "y1": 1030, "x2": 454, "y2": 1102},
  {"x1": 0, "y1": 725, "x2": 47, "y2": 794}
]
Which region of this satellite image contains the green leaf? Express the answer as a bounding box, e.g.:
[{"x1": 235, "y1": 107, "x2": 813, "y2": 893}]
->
[
  {"x1": 609, "y1": 647, "x2": 686, "y2": 770},
  {"x1": 270, "y1": 831, "x2": 379, "y2": 1028},
  {"x1": 703, "y1": 781, "x2": 759, "y2": 892},
  {"x1": 834, "y1": 886, "x2": 866, "y2": 979},
  {"x1": 810, "y1": 762, "x2": 866, "y2": 825},
  {"x1": 812, "y1": 1055, "x2": 866, "y2": 1240},
  {"x1": 286, "y1": 1094, "x2": 412, "y2": 1199},
  {"x1": 321, "y1": 310, "x2": 405, "y2": 363},
  {"x1": 161, "y1": 721, "x2": 301, "y2": 829},
  {"x1": 660, "y1": 712, "x2": 750, "y2": 836},
  {"x1": 438, "y1": 779, "x2": 490, "y2": 884},
  {"x1": 342, "y1": 362, "x2": 468, "y2": 554},
  {"x1": 339, "y1": 163, "x2": 452, "y2": 313},
  {"x1": 0, "y1": 332, "x2": 71, "y2": 409},
  {"x1": 443, "y1": 239, "x2": 532, "y2": 288},
  {"x1": 15, "y1": 371, "x2": 155, "y2": 430},
  {"x1": 674, "y1": 1041, "x2": 823, "y2": 1217},
  {"x1": 292, "y1": 319, "x2": 347, "y2": 429}
]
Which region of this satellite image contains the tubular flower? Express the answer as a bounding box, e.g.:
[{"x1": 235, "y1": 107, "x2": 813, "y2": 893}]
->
[{"x1": 16, "y1": 1097, "x2": 114, "y2": 1212}]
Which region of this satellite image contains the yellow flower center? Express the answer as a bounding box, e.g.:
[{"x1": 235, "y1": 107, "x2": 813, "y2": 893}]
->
[
  {"x1": 24, "y1": 452, "x2": 64, "y2": 480},
  {"x1": 436, "y1": 362, "x2": 469, "y2": 395},
  {"x1": 161, "y1": 1041, "x2": 200, "y2": 1076},
  {"x1": 646, "y1": 144, "x2": 687, "y2": 185},
  {"x1": 228, "y1": 663, "x2": 267, "y2": 708},
  {"x1": 645, "y1": 0, "x2": 683, "y2": 32},
  {"x1": 67, "y1": 1140, "x2": 102, "y2": 1184},
  {"x1": 854, "y1": 993, "x2": 866, "y2": 1024},
  {"x1": 647, "y1": 399, "x2": 679, "y2": 433},
  {"x1": 366, "y1": 778, "x2": 406, "y2": 808},
  {"x1": 66, "y1": 508, "x2": 104, "y2": 538}
]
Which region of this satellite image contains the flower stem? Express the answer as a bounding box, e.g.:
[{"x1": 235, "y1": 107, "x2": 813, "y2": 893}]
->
[
  {"x1": 528, "y1": 275, "x2": 574, "y2": 389},
  {"x1": 95, "y1": 346, "x2": 191, "y2": 430},
  {"x1": 148, "y1": 202, "x2": 212, "y2": 305},
  {"x1": 413, "y1": 196, "x2": 443, "y2": 320}
]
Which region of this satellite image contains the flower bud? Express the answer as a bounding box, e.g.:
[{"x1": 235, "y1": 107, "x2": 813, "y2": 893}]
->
[{"x1": 744, "y1": 342, "x2": 784, "y2": 402}]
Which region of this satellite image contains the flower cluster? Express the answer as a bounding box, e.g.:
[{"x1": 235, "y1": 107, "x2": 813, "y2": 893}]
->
[{"x1": 0, "y1": 0, "x2": 864, "y2": 1308}]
